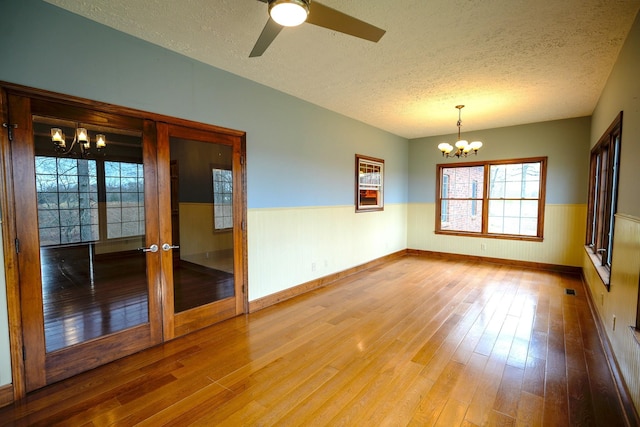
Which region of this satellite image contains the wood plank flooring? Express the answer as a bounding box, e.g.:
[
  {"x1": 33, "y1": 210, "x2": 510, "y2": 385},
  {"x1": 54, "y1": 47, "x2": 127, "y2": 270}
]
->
[
  {"x1": 1, "y1": 255, "x2": 630, "y2": 426},
  {"x1": 41, "y1": 245, "x2": 234, "y2": 351}
]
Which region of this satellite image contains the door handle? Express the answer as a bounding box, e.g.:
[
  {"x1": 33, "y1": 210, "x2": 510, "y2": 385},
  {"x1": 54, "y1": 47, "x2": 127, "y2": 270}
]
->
[
  {"x1": 139, "y1": 244, "x2": 158, "y2": 253},
  {"x1": 162, "y1": 243, "x2": 180, "y2": 251}
]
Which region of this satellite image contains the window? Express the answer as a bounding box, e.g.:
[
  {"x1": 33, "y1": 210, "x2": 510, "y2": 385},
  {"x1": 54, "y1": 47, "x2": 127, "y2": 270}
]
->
[
  {"x1": 36, "y1": 157, "x2": 99, "y2": 245},
  {"x1": 436, "y1": 157, "x2": 547, "y2": 240},
  {"x1": 104, "y1": 161, "x2": 145, "y2": 239},
  {"x1": 586, "y1": 112, "x2": 622, "y2": 281},
  {"x1": 213, "y1": 168, "x2": 233, "y2": 230},
  {"x1": 36, "y1": 156, "x2": 144, "y2": 246},
  {"x1": 356, "y1": 154, "x2": 384, "y2": 212}
]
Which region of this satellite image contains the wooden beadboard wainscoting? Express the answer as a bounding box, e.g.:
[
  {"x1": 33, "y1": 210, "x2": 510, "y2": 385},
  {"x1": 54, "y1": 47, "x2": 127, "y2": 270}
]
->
[{"x1": 583, "y1": 213, "x2": 640, "y2": 422}]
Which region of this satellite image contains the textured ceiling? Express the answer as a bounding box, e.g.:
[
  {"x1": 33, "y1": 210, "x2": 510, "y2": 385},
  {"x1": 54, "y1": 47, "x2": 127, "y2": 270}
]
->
[{"x1": 44, "y1": 0, "x2": 640, "y2": 139}]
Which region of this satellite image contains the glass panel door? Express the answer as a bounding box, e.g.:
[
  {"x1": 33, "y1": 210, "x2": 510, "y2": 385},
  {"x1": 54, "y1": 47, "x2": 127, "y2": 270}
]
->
[
  {"x1": 159, "y1": 124, "x2": 245, "y2": 339},
  {"x1": 170, "y1": 137, "x2": 234, "y2": 313},
  {"x1": 34, "y1": 116, "x2": 149, "y2": 352},
  {"x1": 11, "y1": 93, "x2": 162, "y2": 392}
]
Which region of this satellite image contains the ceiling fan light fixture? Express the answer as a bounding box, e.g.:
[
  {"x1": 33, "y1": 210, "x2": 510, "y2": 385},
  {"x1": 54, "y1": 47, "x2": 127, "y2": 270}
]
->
[{"x1": 269, "y1": 0, "x2": 310, "y2": 27}]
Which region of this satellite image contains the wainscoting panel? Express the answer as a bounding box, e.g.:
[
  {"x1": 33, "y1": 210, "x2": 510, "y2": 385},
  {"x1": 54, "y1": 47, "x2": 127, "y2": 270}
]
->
[
  {"x1": 247, "y1": 204, "x2": 408, "y2": 301},
  {"x1": 583, "y1": 213, "x2": 640, "y2": 415},
  {"x1": 407, "y1": 203, "x2": 586, "y2": 267}
]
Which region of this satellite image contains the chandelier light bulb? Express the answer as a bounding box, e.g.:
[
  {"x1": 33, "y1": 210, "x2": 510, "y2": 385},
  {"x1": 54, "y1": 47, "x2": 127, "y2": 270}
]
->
[{"x1": 76, "y1": 128, "x2": 88, "y2": 143}]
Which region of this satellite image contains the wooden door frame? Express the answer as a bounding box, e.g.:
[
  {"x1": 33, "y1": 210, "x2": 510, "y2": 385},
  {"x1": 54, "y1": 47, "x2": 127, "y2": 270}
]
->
[{"x1": 0, "y1": 81, "x2": 248, "y2": 402}]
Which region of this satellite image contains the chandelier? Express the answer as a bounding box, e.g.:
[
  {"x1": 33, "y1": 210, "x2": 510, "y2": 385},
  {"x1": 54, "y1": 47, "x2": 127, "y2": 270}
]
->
[
  {"x1": 51, "y1": 125, "x2": 106, "y2": 157},
  {"x1": 437, "y1": 105, "x2": 483, "y2": 158}
]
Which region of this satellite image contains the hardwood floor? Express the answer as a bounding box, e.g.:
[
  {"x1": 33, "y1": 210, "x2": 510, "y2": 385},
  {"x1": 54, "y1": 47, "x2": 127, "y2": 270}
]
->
[
  {"x1": 1, "y1": 255, "x2": 631, "y2": 426},
  {"x1": 41, "y1": 245, "x2": 234, "y2": 351}
]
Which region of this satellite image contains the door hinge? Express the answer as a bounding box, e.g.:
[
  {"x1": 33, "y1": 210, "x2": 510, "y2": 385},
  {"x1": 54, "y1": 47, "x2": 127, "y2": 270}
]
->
[
  {"x1": 2, "y1": 123, "x2": 17, "y2": 141},
  {"x1": 240, "y1": 155, "x2": 245, "y2": 166},
  {"x1": 15, "y1": 237, "x2": 20, "y2": 254},
  {"x1": 241, "y1": 220, "x2": 246, "y2": 231}
]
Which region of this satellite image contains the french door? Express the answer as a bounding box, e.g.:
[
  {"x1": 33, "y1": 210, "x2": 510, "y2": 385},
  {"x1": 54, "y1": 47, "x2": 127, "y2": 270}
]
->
[
  {"x1": 157, "y1": 123, "x2": 246, "y2": 340},
  {"x1": 6, "y1": 90, "x2": 246, "y2": 392}
]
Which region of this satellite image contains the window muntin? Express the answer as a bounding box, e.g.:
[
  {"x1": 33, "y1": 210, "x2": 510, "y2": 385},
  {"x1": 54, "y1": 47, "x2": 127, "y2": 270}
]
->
[
  {"x1": 356, "y1": 154, "x2": 384, "y2": 212},
  {"x1": 586, "y1": 112, "x2": 622, "y2": 274},
  {"x1": 436, "y1": 157, "x2": 546, "y2": 240}
]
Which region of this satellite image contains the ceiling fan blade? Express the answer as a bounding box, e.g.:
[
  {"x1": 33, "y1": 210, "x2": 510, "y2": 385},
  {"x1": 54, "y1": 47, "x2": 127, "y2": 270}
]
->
[
  {"x1": 250, "y1": 18, "x2": 284, "y2": 57},
  {"x1": 306, "y1": 1, "x2": 385, "y2": 42}
]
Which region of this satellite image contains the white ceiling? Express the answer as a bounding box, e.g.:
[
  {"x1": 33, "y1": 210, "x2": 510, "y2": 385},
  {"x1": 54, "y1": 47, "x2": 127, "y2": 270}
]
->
[{"x1": 44, "y1": 0, "x2": 640, "y2": 139}]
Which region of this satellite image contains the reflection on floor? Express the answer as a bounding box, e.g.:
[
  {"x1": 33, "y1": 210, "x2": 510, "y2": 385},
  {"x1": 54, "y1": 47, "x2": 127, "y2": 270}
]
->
[
  {"x1": 173, "y1": 260, "x2": 234, "y2": 313},
  {"x1": 41, "y1": 245, "x2": 234, "y2": 352}
]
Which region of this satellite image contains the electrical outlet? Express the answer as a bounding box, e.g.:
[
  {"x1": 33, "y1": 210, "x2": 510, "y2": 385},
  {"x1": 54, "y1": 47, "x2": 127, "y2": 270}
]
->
[
  {"x1": 311, "y1": 262, "x2": 316, "y2": 272},
  {"x1": 480, "y1": 243, "x2": 486, "y2": 251}
]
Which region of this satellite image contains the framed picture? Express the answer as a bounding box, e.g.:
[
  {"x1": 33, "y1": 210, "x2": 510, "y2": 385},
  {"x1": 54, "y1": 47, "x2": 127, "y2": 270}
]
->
[{"x1": 355, "y1": 154, "x2": 384, "y2": 212}]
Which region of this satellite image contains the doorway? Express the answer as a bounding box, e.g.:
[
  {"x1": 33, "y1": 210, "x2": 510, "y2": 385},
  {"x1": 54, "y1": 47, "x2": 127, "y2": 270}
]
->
[{"x1": 3, "y1": 87, "x2": 247, "y2": 393}]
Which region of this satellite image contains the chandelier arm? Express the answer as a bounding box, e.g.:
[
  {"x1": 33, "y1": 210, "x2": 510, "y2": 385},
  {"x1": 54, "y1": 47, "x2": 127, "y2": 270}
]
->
[{"x1": 57, "y1": 133, "x2": 79, "y2": 156}]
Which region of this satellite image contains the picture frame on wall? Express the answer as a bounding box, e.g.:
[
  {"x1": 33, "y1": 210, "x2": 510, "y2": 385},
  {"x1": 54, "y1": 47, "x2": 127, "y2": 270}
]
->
[{"x1": 355, "y1": 154, "x2": 384, "y2": 212}]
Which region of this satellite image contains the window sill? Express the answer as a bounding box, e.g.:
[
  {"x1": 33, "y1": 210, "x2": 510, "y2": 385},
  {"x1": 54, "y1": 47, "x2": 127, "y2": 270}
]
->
[
  {"x1": 435, "y1": 230, "x2": 543, "y2": 242},
  {"x1": 584, "y1": 245, "x2": 611, "y2": 291}
]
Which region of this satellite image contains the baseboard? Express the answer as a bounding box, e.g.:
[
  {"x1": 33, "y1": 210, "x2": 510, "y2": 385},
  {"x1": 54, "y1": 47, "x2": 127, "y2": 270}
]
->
[
  {"x1": 581, "y1": 272, "x2": 640, "y2": 427},
  {"x1": 407, "y1": 249, "x2": 582, "y2": 275},
  {"x1": 248, "y1": 250, "x2": 406, "y2": 313},
  {"x1": 249, "y1": 248, "x2": 581, "y2": 312},
  {"x1": 0, "y1": 383, "x2": 14, "y2": 408}
]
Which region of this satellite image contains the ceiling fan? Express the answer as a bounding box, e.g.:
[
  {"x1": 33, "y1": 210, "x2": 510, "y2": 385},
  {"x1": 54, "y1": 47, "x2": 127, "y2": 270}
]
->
[{"x1": 250, "y1": 0, "x2": 386, "y2": 57}]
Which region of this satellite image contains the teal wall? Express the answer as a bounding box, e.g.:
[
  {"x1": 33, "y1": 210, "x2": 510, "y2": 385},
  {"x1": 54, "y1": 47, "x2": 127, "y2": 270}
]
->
[
  {"x1": 0, "y1": 0, "x2": 409, "y2": 209},
  {"x1": 408, "y1": 117, "x2": 591, "y2": 204}
]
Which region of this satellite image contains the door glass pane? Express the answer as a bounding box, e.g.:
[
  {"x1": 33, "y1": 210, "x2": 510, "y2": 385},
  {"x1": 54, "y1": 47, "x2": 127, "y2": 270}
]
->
[
  {"x1": 170, "y1": 137, "x2": 234, "y2": 313},
  {"x1": 33, "y1": 116, "x2": 148, "y2": 352}
]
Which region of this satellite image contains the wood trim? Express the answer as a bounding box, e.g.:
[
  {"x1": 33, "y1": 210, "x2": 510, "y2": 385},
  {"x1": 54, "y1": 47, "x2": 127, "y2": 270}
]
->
[
  {"x1": 249, "y1": 250, "x2": 406, "y2": 313},
  {"x1": 0, "y1": 384, "x2": 13, "y2": 409},
  {"x1": 174, "y1": 298, "x2": 237, "y2": 337},
  {"x1": 0, "y1": 82, "x2": 26, "y2": 401},
  {"x1": 142, "y1": 119, "x2": 163, "y2": 344},
  {"x1": 9, "y1": 93, "x2": 48, "y2": 392},
  {"x1": 235, "y1": 134, "x2": 249, "y2": 315},
  {"x1": 406, "y1": 249, "x2": 582, "y2": 275},
  {"x1": 581, "y1": 272, "x2": 640, "y2": 427},
  {"x1": 0, "y1": 81, "x2": 245, "y2": 138},
  {"x1": 44, "y1": 325, "x2": 155, "y2": 385},
  {"x1": 156, "y1": 122, "x2": 175, "y2": 341}
]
